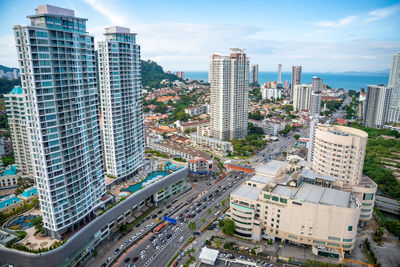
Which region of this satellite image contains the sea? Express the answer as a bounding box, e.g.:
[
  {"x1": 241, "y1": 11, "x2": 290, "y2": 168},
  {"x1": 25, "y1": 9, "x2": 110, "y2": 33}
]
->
[{"x1": 185, "y1": 71, "x2": 390, "y2": 91}]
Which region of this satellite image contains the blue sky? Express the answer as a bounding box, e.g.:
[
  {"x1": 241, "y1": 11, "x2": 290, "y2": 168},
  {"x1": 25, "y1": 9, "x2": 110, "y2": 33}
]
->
[{"x1": 0, "y1": 0, "x2": 399, "y2": 72}]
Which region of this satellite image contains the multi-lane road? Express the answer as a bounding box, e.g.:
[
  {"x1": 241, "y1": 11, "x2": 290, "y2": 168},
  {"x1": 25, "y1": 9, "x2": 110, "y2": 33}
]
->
[{"x1": 114, "y1": 171, "x2": 251, "y2": 267}]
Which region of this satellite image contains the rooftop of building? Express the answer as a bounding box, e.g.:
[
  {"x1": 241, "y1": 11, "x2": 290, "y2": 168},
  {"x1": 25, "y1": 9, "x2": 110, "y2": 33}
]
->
[
  {"x1": 7, "y1": 86, "x2": 23, "y2": 95},
  {"x1": 293, "y1": 183, "x2": 353, "y2": 208},
  {"x1": 0, "y1": 195, "x2": 22, "y2": 210},
  {"x1": 317, "y1": 124, "x2": 368, "y2": 138},
  {"x1": 2, "y1": 165, "x2": 17, "y2": 177},
  {"x1": 272, "y1": 185, "x2": 296, "y2": 198},
  {"x1": 249, "y1": 174, "x2": 273, "y2": 184},
  {"x1": 199, "y1": 247, "x2": 219, "y2": 264},
  {"x1": 231, "y1": 184, "x2": 260, "y2": 201},
  {"x1": 19, "y1": 187, "x2": 38, "y2": 199},
  {"x1": 156, "y1": 140, "x2": 211, "y2": 160},
  {"x1": 255, "y1": 160, "x2": 286, "y2": 177},
  {"x1": 300, "y1": 168, "x2": 336, "y2": 182}
]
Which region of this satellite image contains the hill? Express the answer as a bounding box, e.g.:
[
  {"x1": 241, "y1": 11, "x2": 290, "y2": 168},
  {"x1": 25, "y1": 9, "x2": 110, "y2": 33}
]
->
[
  {"x1": 141, "y1": 60, "x2": 183, "y2": 88},
  {"x1": 0, "y1": 65, "x2": 18, "y2": 73},
  {"x1": 0, "y1": 60, "x2": 180, "y2": 97}
]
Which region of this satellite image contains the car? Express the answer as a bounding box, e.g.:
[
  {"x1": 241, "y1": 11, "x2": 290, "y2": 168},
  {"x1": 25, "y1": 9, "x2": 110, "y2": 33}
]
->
[
  {"x1": 158, "y1": 210, "x2": 163, "y2": 214},
  {"x1": 167, "y1": 205, "x2": 172, "y2": 208},
  {"x1": 124, "y1": 257, "x2": 131, "y2": 263},
  {"x1": 218, "y1": 185, "x2": 221, "y2": 188},
  {"x1": 155, "y1": 218, "x2": 159, "y2": 223},
  {"x1": 106, "y1": 257, "x2": 112, "y2": 263},
  {"x1": 173, "y1": 261, "x2": 179, "y2": 267},
  {"x1": 114, "y1": 248, "x2": 120, "y2": 255},
  {"x1": 132, "y1": 256, "x2": 139, "y2": 263},
  {"x1": 193, "y1": 231, "x2": 200, "y2": 235},
  {"x1": 152, "y1": 214, "x2": 157, "y2": 219},
  {"x1": 150, "y1": 235, "x2": 156, "y2": 241},
  {"x1": 135, "y1": 223, "x2": 140, "y2": 228}
]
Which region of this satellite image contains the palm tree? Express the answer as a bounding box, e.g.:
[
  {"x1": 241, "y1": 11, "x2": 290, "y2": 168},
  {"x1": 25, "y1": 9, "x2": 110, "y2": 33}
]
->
[
  {"x1": 201, "y1": 218, "x2": 206, "y2": 223},
  {"x1": 207, "y1": 208, "x2": 212, "y2": 215},
  {"x1": 221, "y1": 200, "x2": 226, "y2": 207},
  {"x1": 214, "y1": 205, "x2": 219, "y2": 210},
  {"x1": 188, "y1": 221, "x2": 196, "y2": 232}
]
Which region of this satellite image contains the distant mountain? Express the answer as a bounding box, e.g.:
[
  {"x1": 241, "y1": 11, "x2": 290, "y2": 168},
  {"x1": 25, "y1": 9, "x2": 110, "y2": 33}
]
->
[
  {"x1": 141, "y1": 60, "x2": 183, "y2": 88},
  {"x1": 0, "y1": 65, "x2": 18, "y2": 73}
]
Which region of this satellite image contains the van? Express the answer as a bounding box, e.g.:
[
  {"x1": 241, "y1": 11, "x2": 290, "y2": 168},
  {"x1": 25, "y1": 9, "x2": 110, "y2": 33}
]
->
[{"x1": 214, "y1": 211, "x2": 221, "y2": 217}]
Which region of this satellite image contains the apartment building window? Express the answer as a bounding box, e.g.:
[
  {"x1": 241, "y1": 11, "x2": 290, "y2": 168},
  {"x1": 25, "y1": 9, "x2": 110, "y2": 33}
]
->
[
  {"x1": 363, "y1": 193, "x2": 374, "y2": 200},
  {"x1": 348, "y1": 226, "x2": 353, "y2": 231}
]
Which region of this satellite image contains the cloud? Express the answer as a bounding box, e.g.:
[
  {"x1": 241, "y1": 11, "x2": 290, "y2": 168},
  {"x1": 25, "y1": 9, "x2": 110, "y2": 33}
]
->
[
  {"x1": 83, "y1": 0, "x2": 128, "y2": 25},
  {"x1": 314, "y1": 16, "x2": 358, "y2": 28},
  {"x1": 365, "y1": 3, "x2": 400, "y2": 22},
  {"x1": 0, "y1": 35, "x2": 17, "y2": 67},
  {"x1": 314, "y1": 3, "x2": 400, "y2": 28}
]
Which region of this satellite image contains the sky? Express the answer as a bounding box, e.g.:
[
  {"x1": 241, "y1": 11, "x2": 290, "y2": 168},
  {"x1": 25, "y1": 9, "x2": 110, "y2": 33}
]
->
[{"x1": 0, "y1": 0, "x2": 399, "y2": 72}]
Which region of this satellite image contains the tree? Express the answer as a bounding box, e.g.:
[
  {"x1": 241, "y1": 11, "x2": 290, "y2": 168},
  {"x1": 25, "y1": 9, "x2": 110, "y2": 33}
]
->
[
  {"x1": 216, "y1": 238, "x2": 221, "y2": 248},
  {"x1": 222, "y1": 219, "x2": 235, "y2": 236},
  {"x1": 188, "y1": 221, "x2": 196, "y2": 232},
  {"x1": 207, "y1": 208, "x2": 212, "y2": 215},
  {"x1": 201, "y1": 218, "x2": 206, "y2": 223},
  {"x1": 293, "y1": 134, "x2": 300, "y2": 140},
  {"x1": 2, "y1": 153, "x2": 15, "y2": 167},
  {"x1": 221, "y1": 200, "x2": 226, "y2": 207},
  {"x1": 218, "y1": 219, "x2": 225, "y2": 228},
  {"x1": 154, "y1": 105, "x2": 168, "y2": 114}
]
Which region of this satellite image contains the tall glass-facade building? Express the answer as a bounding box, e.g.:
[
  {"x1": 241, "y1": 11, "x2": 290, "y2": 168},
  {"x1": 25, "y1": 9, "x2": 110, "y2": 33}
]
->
[
  {"x1": 13, "y1": 5, "x2": 105, "y2": 238},
  {"x1": 97, "y1": 26, "x2": 144, "y2": 180}
]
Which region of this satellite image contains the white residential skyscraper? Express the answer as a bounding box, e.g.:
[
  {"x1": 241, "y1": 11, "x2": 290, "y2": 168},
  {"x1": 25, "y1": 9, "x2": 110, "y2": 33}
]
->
[
  {"x1": 210, "y1": 49, "x2": 249, "y2": 141},
  {"x1": 277, "y1": 64, "x2": 282, "y2": 86},
  {"x1": 4, "y1": 86, "x2": 34, "y2": 176},
  {"x1": 310, "y1": 91, "x2": 322, "y2": 117},
  {"x1": 14, "y1": 5, "x2": 105, "y2": 238},
  {"x1": 98, "y1": 26, "x2": 145, "y2": 180},
  {"x1": 290, "y1": 66, "x2": 302, "y2": 99},
  {"x1": 388, "y1": 52, "x2": 400, "y2": 123},
  {"x1": 293, "y1": 84, "x2": 312, "y2": 112},
  {"x1": 364, "y1": 85, "x2": 392, "y2": 128},
  {"x1": 251, "y1": 64, "x2": 258, "y2": 84}
]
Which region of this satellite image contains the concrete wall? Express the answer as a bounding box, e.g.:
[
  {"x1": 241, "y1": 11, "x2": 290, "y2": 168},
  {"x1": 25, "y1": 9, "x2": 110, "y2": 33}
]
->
[{"x1": 0, "y1": 167, "x2": 188, "y2": 267}]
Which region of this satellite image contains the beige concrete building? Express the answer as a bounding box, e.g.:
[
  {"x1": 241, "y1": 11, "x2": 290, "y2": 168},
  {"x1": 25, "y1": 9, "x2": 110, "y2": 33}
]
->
[
  {"x1": 228, "y1": 161, "x2": 361, "y2": 252},
  {"x1": 312, "y1": 124, "x2": 367, "y2": 186},
  {"x1": 228, "y1": 159, "x2": 377, "y2": 253}
]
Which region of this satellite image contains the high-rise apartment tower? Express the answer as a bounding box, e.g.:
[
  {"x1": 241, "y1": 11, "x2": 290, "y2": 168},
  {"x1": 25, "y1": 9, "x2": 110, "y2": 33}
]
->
[
  {"x1": 98, "y1": 26, "x2": 145, "y2": 181},
  {"x1": 210, "y1": 49, "x2": 249, "y2": 141},
  {"x1": 13, "y1": 5, "x2": 105, "y2": 238}
]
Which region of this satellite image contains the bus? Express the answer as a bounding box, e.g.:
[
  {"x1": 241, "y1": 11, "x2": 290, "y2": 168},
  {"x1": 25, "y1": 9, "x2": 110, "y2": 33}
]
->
[{"x1": 154, "y1": 222, "x2": 166, "y2": 233}]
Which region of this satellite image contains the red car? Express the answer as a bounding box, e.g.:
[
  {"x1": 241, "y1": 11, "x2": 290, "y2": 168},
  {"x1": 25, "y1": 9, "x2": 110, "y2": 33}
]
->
[{"x1": 173, "y1": 261, "x2": 179, "y2": 267}]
